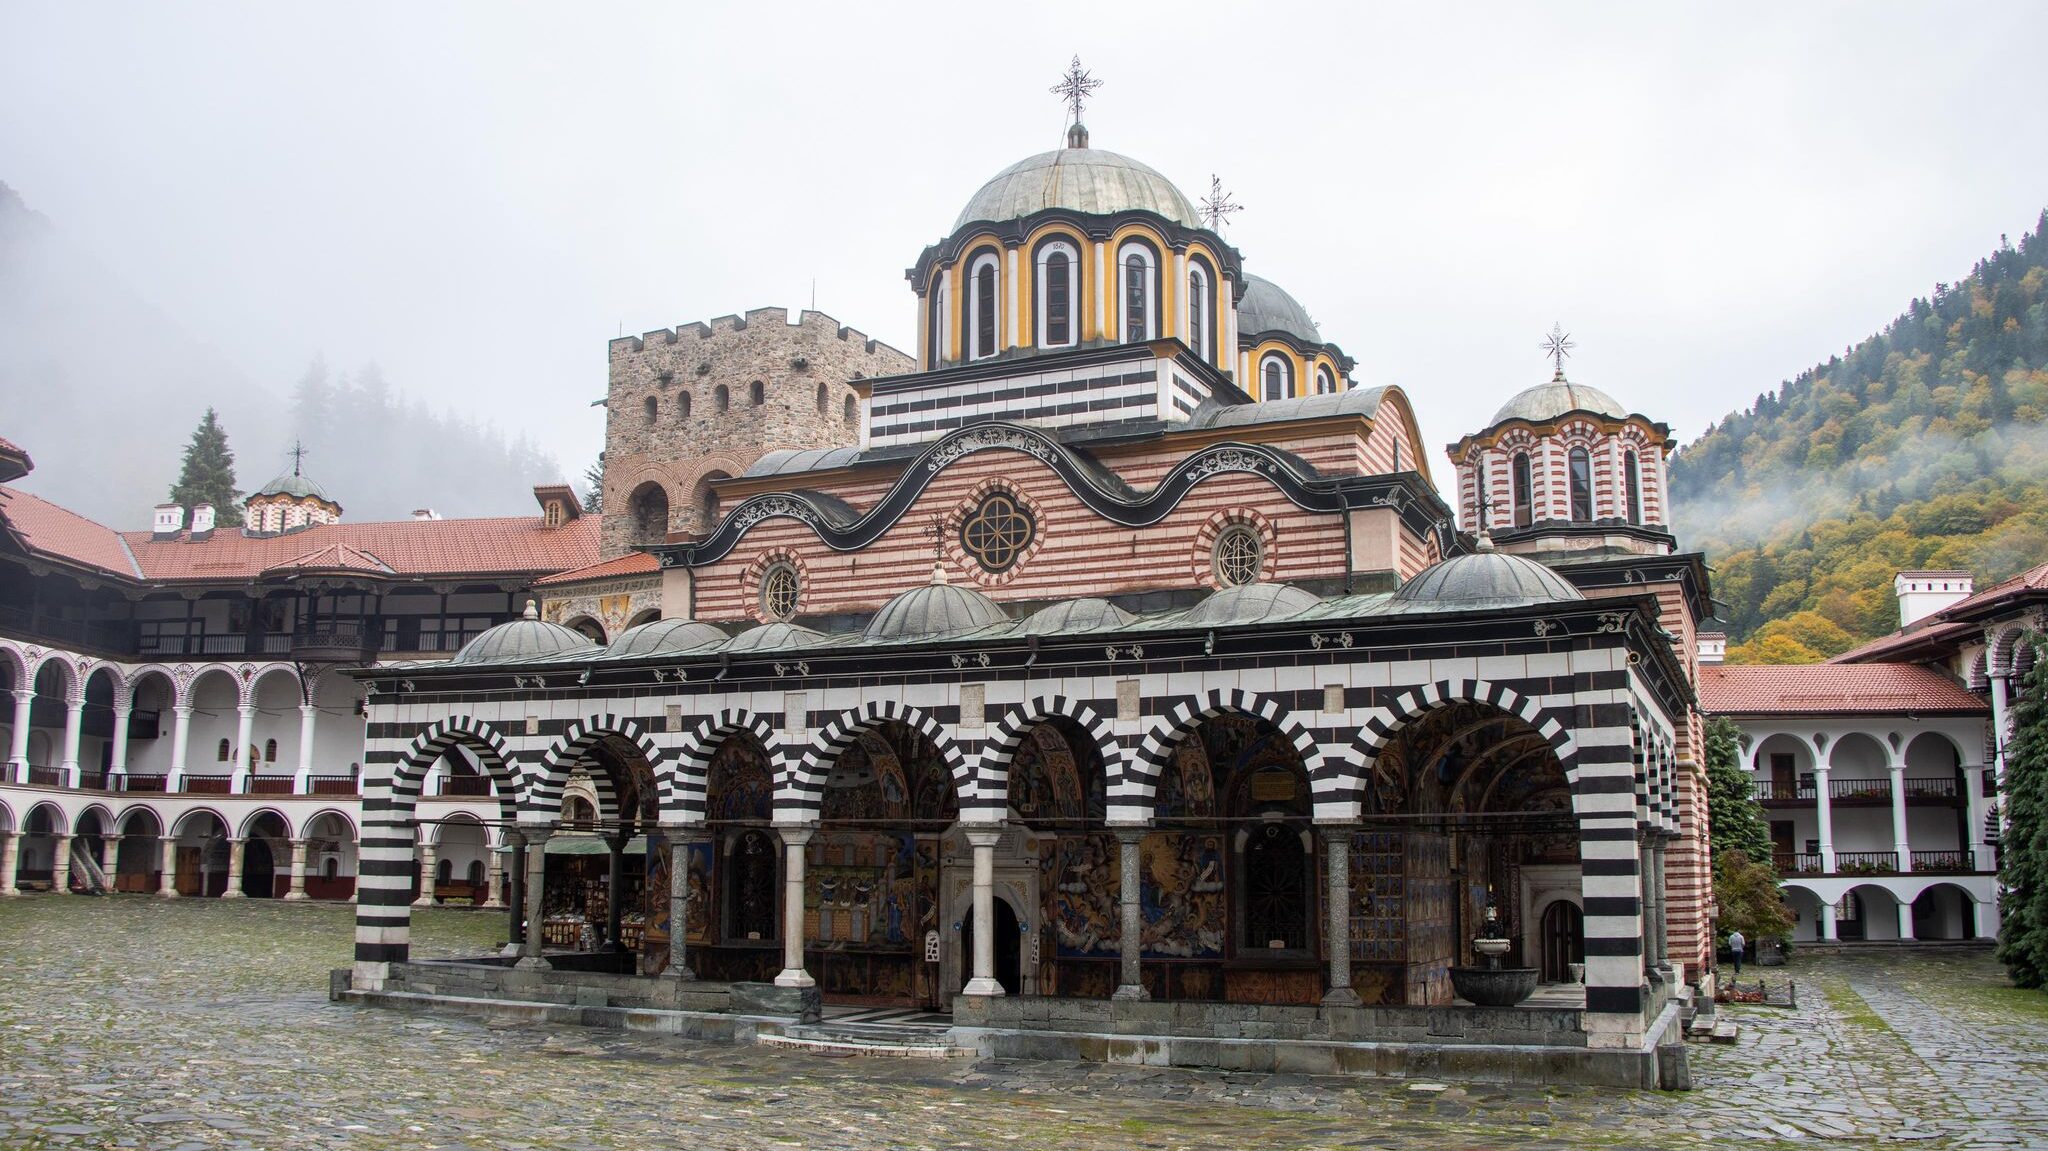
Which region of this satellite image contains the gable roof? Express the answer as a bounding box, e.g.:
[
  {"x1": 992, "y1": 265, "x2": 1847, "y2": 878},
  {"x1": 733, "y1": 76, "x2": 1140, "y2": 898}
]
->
[
  {"x1": 533, "y1": 550, "x2": 659, "y2": 587},
  {"x1": 0, "y1": 486, "x2": 140, "y2": 578},
  {"x1": 1833, "y1": 560, "x2": 2048, "y2": 664},
  {"x1": 1699, "y1": 663, "x2": 1986, "y2": 716}
]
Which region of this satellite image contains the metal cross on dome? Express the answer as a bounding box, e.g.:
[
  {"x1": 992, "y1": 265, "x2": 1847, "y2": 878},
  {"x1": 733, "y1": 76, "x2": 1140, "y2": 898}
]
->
[
  {"x1": 288, "y1": 440, "x2": 308, "y2": 476},
  {"x1": 1051, "y1": 55, "x2": 1102, "y2": 123},
  {"x1": 1199, "y1": 175, "x2": 1241, "y2": 232},
  {"x1": 1541, "y1": 323, "x2": 1576, "y2": 379}
]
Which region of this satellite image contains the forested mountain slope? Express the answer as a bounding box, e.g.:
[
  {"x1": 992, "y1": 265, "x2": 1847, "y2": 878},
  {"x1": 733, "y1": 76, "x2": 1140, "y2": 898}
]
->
[{"x1": 1670, "y1": 210, "x2": 2048, "y2": 663}]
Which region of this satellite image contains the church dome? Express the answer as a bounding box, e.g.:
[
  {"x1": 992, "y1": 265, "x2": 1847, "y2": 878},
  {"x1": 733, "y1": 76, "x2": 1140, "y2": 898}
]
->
[
  {"x1": 1177, "y1": 582, "x2": 1320, "y2": 626},
  {"x1": 723, "y1": 621, "x2": 827, "y2": 654},
  {"x1": 1236, "y1": 275, "x2": 1320, "y2": 343},
  {"x1": 1022, "y1": 597, "x2": 1135, "y2": 636},
  {"x1": 1394, "y1": 546, "x2": 1584, "y2": 609},
  {"x1": 954, "y1": 137, "x2": 1202, "y2": 231},
  {"x1": 606, "y1": 618, "x2": 728, "y2": 658},
  {"x1": 1489, "y1": 377, "x2": 1629, "y2": 427},
  {"x1": 252, "y1": 471, "x2": 333, "y2": 502},
  {"x1": 452, "y1": 602, "x2": 601, "y2": 665},
  {"x1": 865, "y1": 567, "x2": 1010, "y2": 642}
]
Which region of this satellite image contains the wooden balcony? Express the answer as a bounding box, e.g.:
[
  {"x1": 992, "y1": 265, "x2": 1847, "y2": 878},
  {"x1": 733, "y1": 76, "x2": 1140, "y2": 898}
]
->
[
  {"x1": 1832, "y1": 851, "x2": 1900, "y2": 875},
  {"x1": 1909, "y1": 850, "x2": 1980, "y2": 873}
]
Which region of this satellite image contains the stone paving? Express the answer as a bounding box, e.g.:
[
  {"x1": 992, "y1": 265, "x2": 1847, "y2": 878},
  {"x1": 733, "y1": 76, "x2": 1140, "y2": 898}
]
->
[{"x1": 2, "y1": 898, "x2": 2045, "y2": 1149}]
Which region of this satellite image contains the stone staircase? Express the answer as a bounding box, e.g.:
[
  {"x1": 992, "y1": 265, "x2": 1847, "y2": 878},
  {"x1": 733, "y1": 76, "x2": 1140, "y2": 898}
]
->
[{"x1": 759, "y1": 1020, "x2": 973, "y2": 1059}]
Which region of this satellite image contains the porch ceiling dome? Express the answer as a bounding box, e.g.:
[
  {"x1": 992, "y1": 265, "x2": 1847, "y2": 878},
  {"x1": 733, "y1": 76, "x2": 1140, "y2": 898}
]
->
[
  {"x1": 1394, "y1": 548, "x2": 1584, "y2": 608},
  {"x1": 1178, "y1": 582, "x2": 1321, "y2": 626},
  {"x1": 1022, "y1": 597, "x2": 1136, "y2": 636},
  {"x1": 954, "y1": 143, "x2": 1202, "y2": 231},
  {"x1": 452, "y1": 602, "x2": 600, "y2": 665},
  {"x1": 606, "y1": 618, "x2": 728, "y2": 657},
  {"x1": 1236, "y1": 275, "x2": 1320, "y2": 343},
  {"x1": 1488, "y1": 378, "x2": 1629, "y2": 427},
  {"x1": 723, "y1": 621, "x2": 827, "y2": 654},
  {"x1": 864, "y1": 568, "x2": 1009, "y2": 642}
]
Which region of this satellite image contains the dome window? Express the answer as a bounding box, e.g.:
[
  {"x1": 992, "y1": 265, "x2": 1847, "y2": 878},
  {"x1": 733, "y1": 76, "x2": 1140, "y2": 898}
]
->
[
  {"x1": 1035, "y1": 241, "x2": 1078, "y2": 348},
  {"x1": 959, "y1": 490, "x2": 1036, "y2": 574},
  {"x1": 1118, "y1": 243, "x2": 1156, "y2": 342},
  {"x1": 1212, "y1": 525, "x2": 1264, "y2": 588},
  {"x1": 761, "y1": 562, "x2": 801, "y2": 622},
  {"x1": 1259, "y1": 354, "x2": 1292, "y2": 402},
  {"x1": 1624, "y1": 449, "x2": 1643, "y2": 525},
  {"x1": 1314, "y1": 366, "x2": 1337, "y2": 395},
  {"x1": 1568, "y1": 447, "x2": 1593, "y2": 522},
  {"x1": 1186, "y1": 263, "x2": 1210, "y2": 362},
  {"x1": 1512, "y1": 452, "x2": 1534, "y2": 528},
  {"x1": 969, "y1": 251, "x2": 1002, "y2": 360}
]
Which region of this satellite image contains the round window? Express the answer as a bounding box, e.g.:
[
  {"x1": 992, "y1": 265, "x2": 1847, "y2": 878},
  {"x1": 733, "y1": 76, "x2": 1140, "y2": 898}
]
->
[
  {"x1": 1212, "y1": 525, "x2": 1264, "y2": 587},
  {"x1": 760, "y1": 562, "x2": 800, "y2": 621},
  {"x1": 958, "y1": 491, "x2": 1036, "y2": 574}
]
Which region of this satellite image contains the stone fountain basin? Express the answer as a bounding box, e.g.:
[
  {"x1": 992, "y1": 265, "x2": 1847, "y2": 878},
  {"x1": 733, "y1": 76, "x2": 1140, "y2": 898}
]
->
[{"x1": 1449, "y1": 965, "x2": 1539, "y2": 1007}]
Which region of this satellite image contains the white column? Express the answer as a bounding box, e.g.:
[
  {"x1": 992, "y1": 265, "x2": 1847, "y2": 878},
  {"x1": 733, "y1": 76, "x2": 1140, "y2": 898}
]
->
[
  {"x1": 1898, "y1": 900, "x2": 1916, "y2": 940},
  {"x1": 481, "y1": 845, "x2": 505, "y2": 910},
  {"x1": 6, "y1": 689, "x2": 31, "y2": 782},
  {"x1": 1889, "y1": 763, "x2": 1912, "y2": 873},
  {"x1": 1818, "y1": 898, "x2": 1837, "y2": 941},
  {"x1": 100, "y1": 833, "x2": 121, "y2": 873},
  {"x1": 1813, "y1": 764, "x2": 1836, "y2": 872},
  {"x1": 1112, "y1": 827, "x2": 1148, "y2": 1000},
  {"x1": 1324, "y1": 824, "x2": 1360, "y2": 1006},
  {"x1": 157, "y1": 836, "x2": 179, "y2": 898},
  {"x1": 50, "y1": 834, "x2": 72, "y2": 894},
  {"x1": 773, "y1": 825, "x2": 815, "y2": 988},
  {"x1": 962, "y1": 826, "x2": 1004, "y2": 997},
  {"x1": 59, "y1": 698, "x2": 85, "y2": 784},
  {"x1": 0, "y1": 832, "x2": 17, "y2": 896},
  {"x1": 295, "y1": 705, "x2": 317, "y2": 793},
  {"x1": 1990, "y1": 675, "x2": 2012, "y2": 801},
  {"x1": 285, "y1": 837, "x2": 309, "y2": 900},
  {"x1": 168, "y1": 705, "x2": 193, "y2": 788},
  {"x1": 222, "y1": 837, "x2": 246, "y2": 898},
  {"x1": 516, "y1": 829, "x2": 553, "y2": 969},
  {"x1": 412, "y1": 842, "x2": 438, "y2": 908},
  {"x1": 1004, "y1": 245, "x2": 1020, "y2": 349},
  {"x1": 108, "y1": 703, "x2": 132, "y2": 775},
  {"x1": 231, "y1": 704, "x2": 255, "y2": 792}
]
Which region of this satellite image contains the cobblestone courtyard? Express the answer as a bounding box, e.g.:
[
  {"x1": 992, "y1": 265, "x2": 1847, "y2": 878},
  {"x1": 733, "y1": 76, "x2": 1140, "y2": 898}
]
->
[{"x1": 1, "y1": 899, "x2": 2044, "y2": 1149}]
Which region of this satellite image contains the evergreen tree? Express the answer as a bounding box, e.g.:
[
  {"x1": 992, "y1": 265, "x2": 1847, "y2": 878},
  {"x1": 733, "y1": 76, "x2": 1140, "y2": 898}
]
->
[
  {"x1": 1714, "y1": 850, "x2": 1795, "y2": 946},
  {"x1": 1705, "y1": 717, "x2": 1774, "y2": 865},
  {"x1": 167, "y1": 408, "x2": 243, "y2": 527},
  {"x1": 582, "y1": 454, "x2": 604, "y2": 514},
  {"x1": 1995, "y1": 638, "x2": 2048, "y2": 988}
]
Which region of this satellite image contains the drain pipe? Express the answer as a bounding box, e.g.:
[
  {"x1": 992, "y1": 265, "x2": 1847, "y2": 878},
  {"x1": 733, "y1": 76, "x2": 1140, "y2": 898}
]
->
[{"x1": 1023, "y1": 635, "x2": 1041, "y2": 668}]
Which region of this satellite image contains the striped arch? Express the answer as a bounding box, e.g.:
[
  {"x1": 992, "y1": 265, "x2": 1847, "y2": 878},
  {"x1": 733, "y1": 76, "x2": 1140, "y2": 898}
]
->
[
  {"x1": 0, "y1": 641, "x2": 30, "y2": 692},
  {"x1": 794, "y1": 701, "x2": 974, "y2": 819},
  {"x1": 1350, "y1": 678, "x2": 1574, "y2": 785},
  {"x1": 1125, "y1": 689, "x2": 1324, "y2": 819},
  {"x1": 530, "y1": 714, "x2": 666, "y2": 825},
  {"x1": 394, "y1": 716, "x2": 520, "y2": 824},
  {"x1": 670, "y1": 710, "x2": 784, "y2": 825},
  {"x1": 978, "y1": 696, "x2": 1124, "y2": 812}
]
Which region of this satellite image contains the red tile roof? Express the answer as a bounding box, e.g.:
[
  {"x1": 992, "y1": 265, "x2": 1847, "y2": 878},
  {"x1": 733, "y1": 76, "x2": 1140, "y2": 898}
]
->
[
  {"x1": 534, "y1": 550, "x2": 659, "y2": 586},
  {"x1": 265, "y1": 542, "x2": 397, "y2": 578},
  {"x1": 0, "y1": 436, "x2": 30, "y2": 484},
  {"x1": 0, "y1": 486, "x2": 140, "y2": 577},
  {"x1": 1832, "y1": 560, "x2": 2048, "y2": 664},
  {"x1": 1699, "y1": 663, "x2": 1987, "y2": 716}
]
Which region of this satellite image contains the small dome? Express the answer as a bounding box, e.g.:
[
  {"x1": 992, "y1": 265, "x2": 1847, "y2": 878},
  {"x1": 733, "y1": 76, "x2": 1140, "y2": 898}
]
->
[
  {"x1": 865, "y1": 568, "x2": 1010, "y2": 642},
  {"x1": 1022, "y1": 597, "x2": 1136, "y2": 636},
  {"x1": 452, "y1": 602, "x2": 600, "y2": 665},
  {"x1": 1394, "y1": 548, "x2": 1584, "y2": 609},
  {"x1": 1236, "y1": 275, "x2": 1320, "y2": 344},
  {"x1": 253, "y1": 471, "x2": 332, "y2": 502},
  {"x1": 722, "y1": 621, "x2": 827, "y2": 654},
  {"x1": 955, "y1": 143, "x2": 1201, "y2": 231},
  {"x1": 607, "y1": 618, "x2": 728, "y2": 658},
  {"x1": 1488, "y1": 378, "x2": 1630, "y2": 427},
  {"x1": 1177, "y1": 582, "x2": 1320, "y2": 627}
]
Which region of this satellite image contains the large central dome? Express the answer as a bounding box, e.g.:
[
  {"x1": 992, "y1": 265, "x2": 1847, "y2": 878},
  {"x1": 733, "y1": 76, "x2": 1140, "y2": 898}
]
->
[{"x1": 955, "y1": 137, "x2": 1202, "y2": 231}]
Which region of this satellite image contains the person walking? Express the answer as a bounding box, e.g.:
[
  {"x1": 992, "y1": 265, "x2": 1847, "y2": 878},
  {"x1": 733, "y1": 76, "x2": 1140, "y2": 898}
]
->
[{"x1": 1727, "y1": 929, "x2": 1746, "y2": 976}]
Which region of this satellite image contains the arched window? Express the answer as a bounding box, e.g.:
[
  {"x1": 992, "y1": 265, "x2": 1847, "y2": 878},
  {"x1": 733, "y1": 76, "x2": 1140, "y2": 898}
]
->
[
  {"x1": 1568, "y1": 447, "x2": 1593, "y2": 522},
  {"x1": 1624, "y1": 449, "x2": 1643, "y2": 525},
  {"x1": 1512, "y1": 452, "x2": 1533, "y2": 528},
  {"x1": 642, "y1": 395, "x2": 658, "y2": 424},
  {"x1": 728, "y1": 829, "x2": 780, "y2": 941},
  {"x1": 816, "y1": 382, "x2": 829, "y2": 414},
  {"x1": 435, "y1": 858, "x2": 452, "y2": 884},
  {"x1": 843, "y1": 394, "x2": 857, "y2": 424},
  {"x1": 217, "y1": 738, "x2": 231, "y2": 762},
  {"x1": 677, "y1": 391, "x2": 692, "y2": 419},
  {"x1": 931, "y1": 276, "x2": 951, "y2": 364},
  {"x1": 969, "y1": 251, "x2": 1001, "y2": 360},
  {"x1": 1118, "y1": 244, "x2": 1155, "y2": 342},
  {"x1": 1036, "y1": 242, "x2": 1077, "y2": 348},
  {"x1": 1313, "y1": 366, "x2": 1336, "y2": 395},
  {"x1": 1242, "y1": 822, "x2": 1311, "y2": 951},
  {"x1": 466, "y1": 860, "x2": 484, "y2": 886},
  {"x1": 264, "y1": 739, "x2": 277, "y2": 762},
  {"x1": 748, "y1": 380, "x2": 764, "y2": 406},
  {"x1": 1259, "y1": 354, "x2": 1291, "y2": 401},
  {"x1": 1186, "y1": 263, "x2": 1209, "y2": 361},
  {"x1": 714, "y1": 384, "x2": 730, "y2": 413}
]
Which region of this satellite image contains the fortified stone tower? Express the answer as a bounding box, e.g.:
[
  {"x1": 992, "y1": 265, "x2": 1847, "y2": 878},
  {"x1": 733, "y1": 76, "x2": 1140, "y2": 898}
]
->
[{"x1": 601, "y1": 308, "x2": 912, "y2": 557}]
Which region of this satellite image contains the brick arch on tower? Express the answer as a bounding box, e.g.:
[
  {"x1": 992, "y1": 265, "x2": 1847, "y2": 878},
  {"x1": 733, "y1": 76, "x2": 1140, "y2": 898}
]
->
[
  {"x1": 794, "y1": 701, "x2": 975, "y2": 820},
  {"x1": 530, "y1": 715, "x2": 666, "y2": 825},
  {"x1": 1125, "y1": 689, "x2": 1325, "y2": 822},
  {"x1": 978, "y1": 696, "x2": 1123, "y2": 813},
  {"x1": 669, "y1": 709, "x2": 787, "y2": 825}
]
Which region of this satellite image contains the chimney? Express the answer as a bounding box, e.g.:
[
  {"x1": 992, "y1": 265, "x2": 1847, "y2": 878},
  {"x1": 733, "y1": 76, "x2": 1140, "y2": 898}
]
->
[
  {"x1": 152, "y1": 503, "x2": 185, "y2": 538},
  {"x1": 412, "y1": 508, "x2": 443, "y2": 521},
  {"x1": 1894, "y1": 570, "x2": 1974, "y2": 629},
  {"x1": 1697, "y1": 632, "x2": 1726, "y2": 665},
  {"x1": 189, "y1": 503, "x2": 216, "y2": 535}
]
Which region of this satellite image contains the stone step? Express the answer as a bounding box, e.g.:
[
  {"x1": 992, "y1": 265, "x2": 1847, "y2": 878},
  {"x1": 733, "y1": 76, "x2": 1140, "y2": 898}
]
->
[
  {"x1": 759, "y1": 1026, "x2": 973, "y2": 1059},
  {"x1": 1709, "y1": 1019, "x2": 1740, "y2": 1044}
]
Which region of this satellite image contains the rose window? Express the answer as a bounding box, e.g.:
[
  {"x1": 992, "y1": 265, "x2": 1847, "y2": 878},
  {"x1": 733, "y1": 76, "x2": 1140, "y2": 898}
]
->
[
  {"x1": 1212, "y1": 525, "x2": 1264, "y2": 587},
  {"x1": 958, "y1": 491, "x2": 1036, "y2": 574},
  {"x1": 760, "y1": 562, "x2": 800, "y2": 620}
]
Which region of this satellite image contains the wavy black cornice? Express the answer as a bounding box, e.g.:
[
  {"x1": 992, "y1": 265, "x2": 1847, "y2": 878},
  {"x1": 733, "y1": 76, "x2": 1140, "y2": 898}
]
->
[{"x1": 656, "y1": 421, "x2": 1455, "y2": 568}]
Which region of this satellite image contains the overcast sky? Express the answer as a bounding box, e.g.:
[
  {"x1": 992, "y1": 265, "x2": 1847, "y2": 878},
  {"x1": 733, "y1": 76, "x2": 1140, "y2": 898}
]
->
[{"x1": 6, "y1": 1, "x2": 2047, "y2": 501}]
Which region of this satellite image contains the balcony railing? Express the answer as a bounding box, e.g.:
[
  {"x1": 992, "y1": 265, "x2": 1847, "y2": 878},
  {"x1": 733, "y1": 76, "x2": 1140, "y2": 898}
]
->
[
  {"x1": 1833, "y1": 851, "x2": 1900, "y2": 874},
  {"x1": 0, "y1": 605, "x2": 138, "y2": 656},
  {"x1": 115, "y1": 774, "x2": 167, "y2": 793},
  {"x1": 1827, "y1": 777, "x2": 1893, "y2": 803},
  {"x1": 1754, "y1": 779, "x2": 1815, "y2": 802},
  {"x1": 77, "y1": 771, "x2": 107, "y2": 791},
  {"x1": 1901, "y1": 777, "x2": 1960, "y2": 802},
  {"x1": 292, "y1": 620, "x2": 381, "y2": 662},
  {"x1": 25, "y1": 765, "x2": 63, "y2": 787},
  {"x1": 1777, "y1": 852, "x2": 1826, "y2": 875},
  {"x1": 245, "y1": 775, "x2": 296, "y2": 795},
  {"x1": 178, "y1": 776, "x2": 232, "y2": 795},
  {"x1": 437, "y1": 775, "x2": 492, "y2": 797},
  {"x1": 309, "y1": 774, "x2": 359, "y2": 796},
  {"x1": 1909, "y1": 850, "x2": 1978, "y2": 873}
]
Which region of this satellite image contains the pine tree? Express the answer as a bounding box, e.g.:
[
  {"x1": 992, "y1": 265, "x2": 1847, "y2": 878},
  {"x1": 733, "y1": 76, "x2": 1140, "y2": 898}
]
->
[
  {"x1": 168, "y1": 408, "x2": 244, "y2": 528},
  {"x1": 1995, "y1": 638, "x2": 2048, "y2": 988},
  {"x1": 582, "y1": 454, "x2": 604, "y2": 514},
  {"x1": 1705, "y1": 716, "x2": 1774, "y2": 865}
]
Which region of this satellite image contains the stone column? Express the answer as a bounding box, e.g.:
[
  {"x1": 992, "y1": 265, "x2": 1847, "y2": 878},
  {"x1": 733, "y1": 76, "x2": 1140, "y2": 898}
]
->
[
  {"x1": 50, "y1": 834, "x2": 73, "y2": 894},
  {"x1": 506, "y1": 833, "x2": 526, "y2": 949},
  {"x1": 773, "y1": 825, "x2": 815, "y2": 989},
  {"x1": 222, "y1": 837, "x2": 246, "y2": 898},
  {"x1": 516, "y1": 829, "x2": 552, "y2": 969},
  {"x1": 108, "y1": 704, "x2": 132, "y2": 776},
  {"x1": 157, "y1": 836, "x2": 179, "y2": 898},
  {"x1": 1323, "y1": 824, "x2": 1360, "y2": 1006},
  {"x1": 412, "y1": 842, "x2": 438, "y2": 909},
  {"x1": 233, "y1": 704, "x2": 255, "y2": 784},
  {"x1": 1649, "y1": 843, "x2": 1669, "y2": 966},
  {"x1": 6, "y1": 689, "x2": 31, "y2": 782},
  {"x1": 296, "y1": 705, "x2": 318, "y2": 792},
  {"x1": 168, "y1": 705, "x2": 193, "y2": 788},
  {"x1": 284, "y1": 838, "x2": 309, "y2": 900},
  {"x1": 1112, "y1": 827, "x2": 1148, "y2": 1000},
  {"x1": 603, "y1": 834, "x2": 626, "y2": 949},
  {"x1": 665, "y1": 828, "x2": 696, "y2": 980},
  {"x1": 100, "y1": 833, "x2": 121, "y2": 874},
  {"x1": 1818, "y1": 898, "x2": 1837, "y2": 941},
  {"x1": 0, "y1": 831, "x2": 17, "y2": 896},
  {"x1": 59, "y1": 698, "x2": 85, "y2": 784},
  {"x1": 1889, "y1": 764, "x2": 1913, "y2": 873},
  {"x1": 962, "y1": 826, "x2": 1005, "y2": 997},
  {"x1": 1898, "y1": 900, "x2": 1917, "y2": 941},
  {"x1": 1813, "y1": 764, "x2": 1836, "y2": 873},
  {"x1": 481, "y1": 845, "x2": 505, "y2": 910}
]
